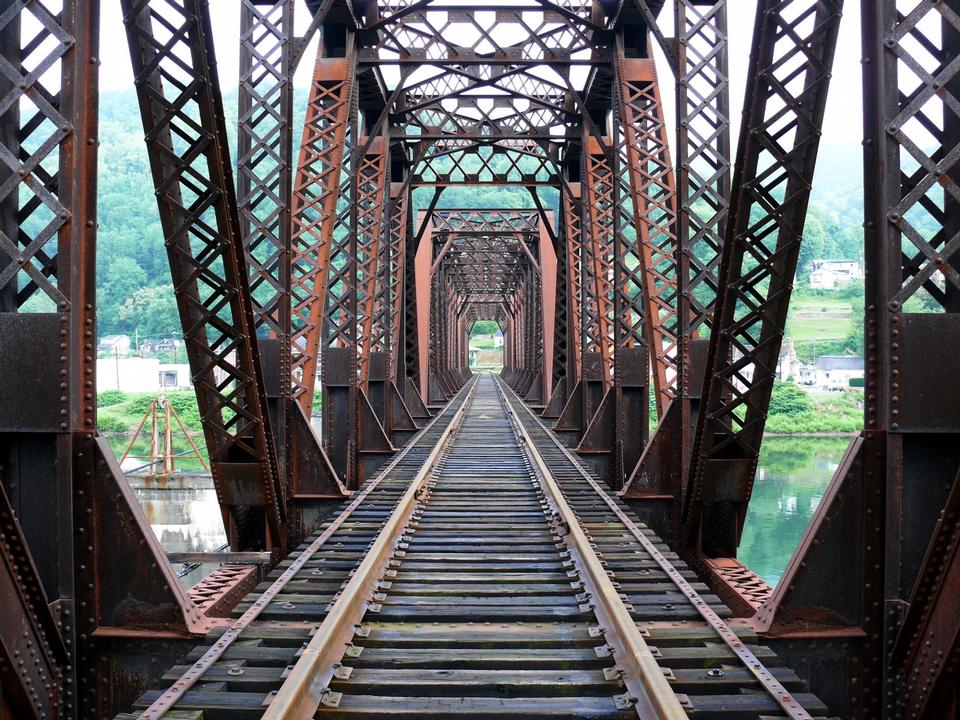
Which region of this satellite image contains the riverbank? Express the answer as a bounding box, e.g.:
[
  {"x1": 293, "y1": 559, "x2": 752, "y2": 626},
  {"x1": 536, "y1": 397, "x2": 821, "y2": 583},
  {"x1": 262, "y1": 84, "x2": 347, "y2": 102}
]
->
[{"x1": 97, "y1": 380, "x2": 864, "y2": 440}]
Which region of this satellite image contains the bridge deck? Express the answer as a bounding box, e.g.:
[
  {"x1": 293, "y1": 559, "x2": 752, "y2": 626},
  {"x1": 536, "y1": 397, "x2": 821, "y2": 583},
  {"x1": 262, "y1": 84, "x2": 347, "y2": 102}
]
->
[{"x1": 119, "y1": 374, "x2": 834, "y2": 720}]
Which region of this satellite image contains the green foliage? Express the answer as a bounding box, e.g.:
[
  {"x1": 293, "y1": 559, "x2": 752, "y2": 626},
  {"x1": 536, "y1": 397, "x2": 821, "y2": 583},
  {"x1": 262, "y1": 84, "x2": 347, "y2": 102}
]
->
[
  {"x1": 96, "y1": 391, "x2": 202, "y2": 434},
  {"x1": 118, "y1": 285, "x2": 180, "y2": 338},
  {"x1": 97, "y1": 389, "x2": 125, "y2": 407},
  {"x1": 768, "y1": 380, "x2": 814, "y2": 416},
  {"x1": 471, "y1": 320, "x2": 499, "y2": 335},
  {"x1": 764, "y1": 388, "x2": 862, "y2": 434},
  {"x1": 96, "y1": 409, "x2": 130, "y2": 433}
]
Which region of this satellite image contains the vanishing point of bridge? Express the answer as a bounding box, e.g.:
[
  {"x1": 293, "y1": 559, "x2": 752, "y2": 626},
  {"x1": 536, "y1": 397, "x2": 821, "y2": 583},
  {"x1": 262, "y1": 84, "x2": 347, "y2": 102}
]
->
[{"x1": 0, "y1": 0, "x2": 958, "y2": 719}]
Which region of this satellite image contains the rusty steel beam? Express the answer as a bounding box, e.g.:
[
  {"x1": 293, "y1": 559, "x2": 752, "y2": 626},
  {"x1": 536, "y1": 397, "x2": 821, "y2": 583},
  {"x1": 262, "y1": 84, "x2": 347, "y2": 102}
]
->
[
  {"x1": 620, "y1": 0, "x2": 730, "y2": 546},
  {"x1": 290, "y1": 50, "x2": 355, "y2": 415},
  {"x1": 545, "y1": 183, "x2": 586, "y2": 421},
  {"x1": 238, "y1": 0, "x2": 293, "y2": 344},
  {"x1": 0, "y1": 2, "x2": 223, "y2": 717},
  {"x1": 541, "y1": 184, "x2": 579, "y2": 417},
  {"x1": 755, "y1": 2, "x2": 960, "y2": 717},
  {"x1": 357, "y1": 136, "x2": 389, "y2": 386},
  {"x1": 123, "y1": 0, "x2": 285, "y2": 552},
  {"x1": 237, "y1": 0, "x2": 350, "y2": 521},
  {"x1": 0, "y1": 484, "x2": 65, "y2": 720},
  {"x1": 571, "y1": 121, "x2": 649, "y2": 489},
  {"x1": 682, "y1": 0, "x2": 842, "y2": 559},
  {"x1": 616, "y1": 49, "x2": 679, "y2": 418},
  {"x1": 581, "y1": 136, "x2": 615, "y2": 385},
  {"x1": 891, "y1": 471, "x2": 960, "y2": 719},
  {"x1": 321, "y1": 106, "x2": 394, "y2": 486}
]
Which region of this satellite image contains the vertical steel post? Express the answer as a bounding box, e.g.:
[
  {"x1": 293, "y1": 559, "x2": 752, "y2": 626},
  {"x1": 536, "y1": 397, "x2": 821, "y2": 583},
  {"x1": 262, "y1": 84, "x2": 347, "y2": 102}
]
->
[
  {"x1": 291, "y1": 50, "x2": 355, "y2": 415},
  {"x1": 756, "y1": 2, "x2": 960, "y2": 717},
  {"x1": 620, "y1": 1, "x2": 731, "y2": 547}
]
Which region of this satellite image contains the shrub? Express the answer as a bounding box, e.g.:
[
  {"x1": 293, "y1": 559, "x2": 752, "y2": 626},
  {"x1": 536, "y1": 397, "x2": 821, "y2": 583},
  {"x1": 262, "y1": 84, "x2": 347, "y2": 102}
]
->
[
  {"x1": 97, "y1": 409, "x2": 129, "y2": 433},
  {"x1": 97, "y1": 390, "x2": 125, "y2": 407},
  {"x1": 768, "y1": 380, "x2": 813, "y2": 416}
]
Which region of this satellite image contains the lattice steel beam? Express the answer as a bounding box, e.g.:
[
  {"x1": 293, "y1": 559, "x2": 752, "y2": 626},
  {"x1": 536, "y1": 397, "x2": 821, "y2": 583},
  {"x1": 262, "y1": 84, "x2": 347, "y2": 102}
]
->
[
  {"x1": 582, "y1": 136, "x2": 615, "y2": 382},
  {"x1": 676, "y1": 0, "x2": 730, "y2": 343},
  {"x1": 290, "y1": 51, "x2": 355, "y2": 413},
  {"x1": 617, "y1": 50, "x2": 679, "y2": 416},
  {"x1": 357, "y1": 137, "x2": 390, "y2": 384},
  {"x1": 123, "y1": 0, "x2": 285, "y2": 552},
  {"x1": 683, "y1": 0, "x2": 843, "y2": 557},
  {"x1": 238, "y1": 0, "x2": 292, "y2": 341}
]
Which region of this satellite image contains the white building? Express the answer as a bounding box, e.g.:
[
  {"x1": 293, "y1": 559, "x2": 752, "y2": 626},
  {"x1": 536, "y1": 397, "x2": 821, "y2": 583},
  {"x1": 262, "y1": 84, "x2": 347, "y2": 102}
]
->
[
  {"x1": 98, "y1": 334, "x2": 132, "y2": 357},
  {"x1": 775, "y1": 338, "x2": 802, "y2": 381},
  {"x1": 815, "y1": 355, "x2": 864, "y2": 390},
  {"x1": 809, "y1": 259, "x2": 864, "y2": 290},
  {"x1": 97, "y1": 357, "x2": 193, "y2": 392},
  {"x1": 732, "y1": 338, "x2": 802, "y2": 387}
]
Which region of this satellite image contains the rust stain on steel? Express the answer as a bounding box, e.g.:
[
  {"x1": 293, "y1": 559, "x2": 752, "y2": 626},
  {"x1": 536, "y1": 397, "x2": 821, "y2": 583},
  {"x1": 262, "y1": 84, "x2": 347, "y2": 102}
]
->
[{"x1": 617, "y1": 52, "x2": 680, "y2": 417}]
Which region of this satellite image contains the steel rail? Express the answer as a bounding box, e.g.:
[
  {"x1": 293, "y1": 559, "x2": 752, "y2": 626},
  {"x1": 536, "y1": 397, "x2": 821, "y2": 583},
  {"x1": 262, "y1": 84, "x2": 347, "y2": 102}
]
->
[
  {"x1": 495, "y1": 375, "x2": 815, "y2": 720},
  {"x1": 493, "y1": 379, "x2": 687, "y2": 720},
  {"x1": 261, "y1": 377, "x2": 481, "y2": 718},
  {"x1": 135, "y1": 379, "x2": 476, "y2": 720}
]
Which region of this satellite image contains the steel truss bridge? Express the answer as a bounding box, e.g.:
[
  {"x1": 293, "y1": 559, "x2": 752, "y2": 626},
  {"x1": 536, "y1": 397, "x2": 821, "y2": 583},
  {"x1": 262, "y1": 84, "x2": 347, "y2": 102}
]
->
[{"x1": 0, "y1": 0, "x2": 958, "y2": 718}]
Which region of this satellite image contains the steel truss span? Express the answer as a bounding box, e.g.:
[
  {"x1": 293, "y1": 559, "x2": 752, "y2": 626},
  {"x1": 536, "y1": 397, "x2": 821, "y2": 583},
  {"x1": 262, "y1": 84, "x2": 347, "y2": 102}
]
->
[{"x1": 0, "y1": 0, "x2": 957, "y2": 719}]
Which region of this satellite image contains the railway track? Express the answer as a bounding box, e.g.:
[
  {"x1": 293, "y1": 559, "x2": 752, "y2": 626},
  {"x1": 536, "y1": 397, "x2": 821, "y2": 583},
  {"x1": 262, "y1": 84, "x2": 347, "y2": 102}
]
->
[
  {"x1": 119, "y1": 372, "x2": 834, "y2": 720},
  {"x1": 119, "y1": 378, "x2": 478, "y2": 719}
]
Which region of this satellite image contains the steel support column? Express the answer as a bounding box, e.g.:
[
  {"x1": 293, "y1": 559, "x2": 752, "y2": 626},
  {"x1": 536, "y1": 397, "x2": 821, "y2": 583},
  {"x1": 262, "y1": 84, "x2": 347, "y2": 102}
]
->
[
  {"x1": 755, "y1": 2, "x2": 960, "y2": 717},
  {"x1": 1, "y1": 2, "x2": 217, "y2": 716},
  {"x1": 322, "y1": 125, "x2": 394, "y2": 489},
  {"x1": 123, "y1": 0, "x2": 286, "y2": 552},
  {"x1": 682, "y1": 0, "x2": 842, "y2": 559},
  {"x1": 621, "y1": 0, "x2": 731, "y2": 547},
  {"x1": 573, "y1": 124, "x2": 649, "y2": 490}
]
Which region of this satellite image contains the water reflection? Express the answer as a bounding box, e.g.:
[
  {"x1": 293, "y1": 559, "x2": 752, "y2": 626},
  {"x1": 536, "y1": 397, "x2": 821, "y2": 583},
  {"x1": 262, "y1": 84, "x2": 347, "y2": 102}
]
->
[
  {"x1": 739, "y1": 436, "x2": 852, "y2": 586},
  {"x1": 128, "y1": 473, "x2": 227, "y2": 587}
]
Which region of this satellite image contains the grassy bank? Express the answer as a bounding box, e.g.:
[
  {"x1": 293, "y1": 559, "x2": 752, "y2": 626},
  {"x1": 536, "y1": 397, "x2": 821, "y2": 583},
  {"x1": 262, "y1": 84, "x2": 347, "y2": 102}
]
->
[
  {"x1": 98, "y1": 382, "x2": 862, "y2": 443},
  {"x1": 765, "y1": 383, "x2": 862, "y2": 434}
]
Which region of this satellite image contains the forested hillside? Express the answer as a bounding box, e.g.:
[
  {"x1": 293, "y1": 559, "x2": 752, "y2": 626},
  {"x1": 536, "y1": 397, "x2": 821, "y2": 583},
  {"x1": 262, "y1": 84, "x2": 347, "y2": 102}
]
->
[{"x1": 94, "y1": 89, "x2": 868, "y2": 341}]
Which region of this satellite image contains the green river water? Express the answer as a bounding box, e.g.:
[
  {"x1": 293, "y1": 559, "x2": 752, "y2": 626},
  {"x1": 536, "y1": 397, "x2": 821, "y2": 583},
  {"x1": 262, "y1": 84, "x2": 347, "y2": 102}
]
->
[{"x1": 739, "y1": 436, "x2": 852, "y2": 586}]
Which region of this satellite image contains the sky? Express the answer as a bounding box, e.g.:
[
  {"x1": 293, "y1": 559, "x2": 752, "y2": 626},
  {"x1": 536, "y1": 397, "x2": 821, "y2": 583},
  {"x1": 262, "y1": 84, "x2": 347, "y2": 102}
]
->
[{"x1": 97, "y1": 0, "x2": 864, "y2": 147}]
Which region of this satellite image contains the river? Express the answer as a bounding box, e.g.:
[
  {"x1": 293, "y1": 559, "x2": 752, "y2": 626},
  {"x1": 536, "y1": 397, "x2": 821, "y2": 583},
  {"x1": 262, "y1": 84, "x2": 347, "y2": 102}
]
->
[
  {"x1": 739, "y1": 436, "x2": 852, "y2": 585},
  {"x1": 122, "y1": 435, "x2": 852, "y2": 590}
]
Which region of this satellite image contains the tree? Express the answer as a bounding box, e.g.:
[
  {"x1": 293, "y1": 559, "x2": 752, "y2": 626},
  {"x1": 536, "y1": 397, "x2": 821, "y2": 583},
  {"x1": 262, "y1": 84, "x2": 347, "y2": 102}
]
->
[
  {"x1": 471, "y1": 320, "x2": 499, "y2": 335},
  {"x1": 769, "y1": 380, "x2": 814, "y2": 416},
  {"x1": 118, "y1": 285, "x2": 181, "y2": 338},
  {"x1": 100, "y1": 257, "x2": 148, "y2": 333}
]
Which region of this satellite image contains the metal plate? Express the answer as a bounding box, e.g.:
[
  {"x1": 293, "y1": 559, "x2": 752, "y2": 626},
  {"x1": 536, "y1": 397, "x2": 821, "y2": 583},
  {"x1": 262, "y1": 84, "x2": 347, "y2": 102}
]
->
[
  {"x1": 897, "y1": 314, "x2": 960, "y2": 432},
  {"x1": 0, "y1": 313, "x2": 63, "y2": 432}
]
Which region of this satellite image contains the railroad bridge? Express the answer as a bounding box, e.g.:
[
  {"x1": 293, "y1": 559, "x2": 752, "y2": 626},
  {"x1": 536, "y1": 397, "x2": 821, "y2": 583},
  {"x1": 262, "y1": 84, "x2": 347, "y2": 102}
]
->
[{"x1": 0, "y1": 0, "x2": 958, "y2": 718}]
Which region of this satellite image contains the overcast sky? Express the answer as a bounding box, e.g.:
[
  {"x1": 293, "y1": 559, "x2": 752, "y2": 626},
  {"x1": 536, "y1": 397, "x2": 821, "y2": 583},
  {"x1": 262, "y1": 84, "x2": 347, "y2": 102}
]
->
[{"x1": 97, "y1": 0, "x2": 863, "y2": 146}]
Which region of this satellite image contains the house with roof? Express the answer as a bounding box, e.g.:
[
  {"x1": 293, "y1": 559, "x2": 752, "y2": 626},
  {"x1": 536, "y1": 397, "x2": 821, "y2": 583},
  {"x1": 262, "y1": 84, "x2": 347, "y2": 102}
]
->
[
  {"x1": 97, "y1": 334, "x2": 131, "y2": 357},
  {"x1": 809, "y1": 259, "x2": 864, "y2": 290},
  {"x1": 776, "y1": 338, "x2": 802, "y2": 381},
  {"x1": 815, "y1": 355, "x2": 864, "y2": 390}
]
